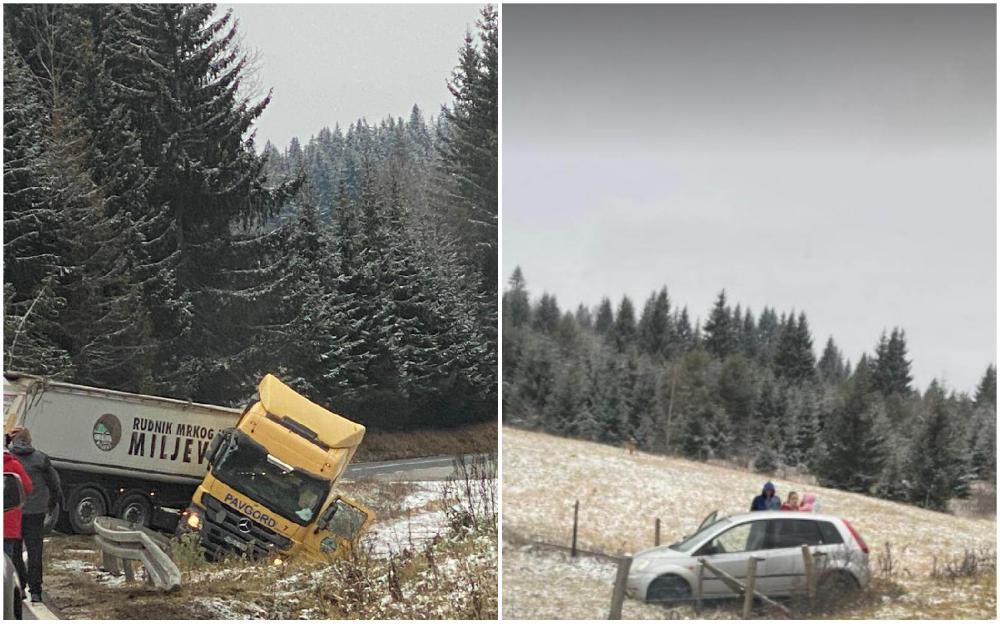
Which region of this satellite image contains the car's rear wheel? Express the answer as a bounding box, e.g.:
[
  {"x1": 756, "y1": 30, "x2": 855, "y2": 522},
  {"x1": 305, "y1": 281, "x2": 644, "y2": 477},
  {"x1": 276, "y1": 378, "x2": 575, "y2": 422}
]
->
[{"x1": 646, "y1": 574, "x2": 692, "y2": 606}]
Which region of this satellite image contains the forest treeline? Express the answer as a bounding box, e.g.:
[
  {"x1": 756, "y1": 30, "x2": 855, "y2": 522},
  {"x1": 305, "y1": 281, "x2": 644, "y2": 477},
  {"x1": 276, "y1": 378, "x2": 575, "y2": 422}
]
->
[
  {"x1": 3, "y1": 4, "x2": 497, "y2": 428},
  {"x1": 503, "y1": 267, "x2": 996, "y2": 511}
]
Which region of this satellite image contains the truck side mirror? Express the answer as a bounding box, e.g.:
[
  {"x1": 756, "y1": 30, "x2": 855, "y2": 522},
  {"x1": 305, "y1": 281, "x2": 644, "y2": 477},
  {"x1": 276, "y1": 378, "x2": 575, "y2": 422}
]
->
[
  {"x1": 316, "y1": 503, "x2": 337, "y2": 531},
  {"x1": 4, "y1": 473, "x2": 24, "y2": 512},
  {"x1": 206, "y1": 430, "x2": 229, "y2": 467}
]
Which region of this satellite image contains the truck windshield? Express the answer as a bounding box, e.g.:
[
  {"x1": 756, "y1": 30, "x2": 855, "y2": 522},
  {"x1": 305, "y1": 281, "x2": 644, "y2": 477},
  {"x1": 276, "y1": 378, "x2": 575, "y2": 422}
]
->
[{"x1": 212, "y1": 431, "x2": 329, "y2": 526}]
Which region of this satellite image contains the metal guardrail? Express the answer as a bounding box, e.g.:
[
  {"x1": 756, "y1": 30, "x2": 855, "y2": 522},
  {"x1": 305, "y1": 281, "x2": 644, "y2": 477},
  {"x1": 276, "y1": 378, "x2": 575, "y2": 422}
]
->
[{"x1": 93, "y1": 516, "x2": 181, "y2": 591}]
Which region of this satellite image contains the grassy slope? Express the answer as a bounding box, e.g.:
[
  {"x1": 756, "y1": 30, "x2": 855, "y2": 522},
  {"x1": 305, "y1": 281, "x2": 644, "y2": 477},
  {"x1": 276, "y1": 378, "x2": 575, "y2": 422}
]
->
[
  {"x1": 502, "y1": 426, "x2": 996, "y2": 619},
  {"x1": 353, "y1": 420, "x2": 497, "y2": 462}
]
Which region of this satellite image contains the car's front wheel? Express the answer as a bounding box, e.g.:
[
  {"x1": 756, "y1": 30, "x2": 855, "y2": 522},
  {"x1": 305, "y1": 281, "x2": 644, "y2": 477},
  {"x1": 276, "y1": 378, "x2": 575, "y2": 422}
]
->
[{"x1": 646, "y1": 574, "x2": 692, "y2": 606}]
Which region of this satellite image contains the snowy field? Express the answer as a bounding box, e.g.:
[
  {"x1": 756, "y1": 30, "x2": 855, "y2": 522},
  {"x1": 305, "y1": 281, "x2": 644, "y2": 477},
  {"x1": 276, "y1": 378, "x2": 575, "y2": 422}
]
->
[{"x1": 502, "y1": 427, "x2": 996, "y2": 619}]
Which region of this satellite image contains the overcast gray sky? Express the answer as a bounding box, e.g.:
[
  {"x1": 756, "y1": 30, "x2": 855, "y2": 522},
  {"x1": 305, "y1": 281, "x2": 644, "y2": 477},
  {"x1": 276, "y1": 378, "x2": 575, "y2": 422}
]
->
[
  {"x1": 503, "y1": 4, "x2": 996, "y2": 393},
  {"x1": 220, "y1": 4, "x2": 481, "y2": 150}
]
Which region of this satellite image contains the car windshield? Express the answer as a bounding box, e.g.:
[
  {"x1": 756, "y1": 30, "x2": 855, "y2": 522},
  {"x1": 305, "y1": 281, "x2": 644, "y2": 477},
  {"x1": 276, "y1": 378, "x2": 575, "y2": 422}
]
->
[
  {"x1": 669, "y1": 517, "x2": 733, "y2": 552},
  {"x1": 212, "y1": 431, "x2": 329, "y2": 526}
]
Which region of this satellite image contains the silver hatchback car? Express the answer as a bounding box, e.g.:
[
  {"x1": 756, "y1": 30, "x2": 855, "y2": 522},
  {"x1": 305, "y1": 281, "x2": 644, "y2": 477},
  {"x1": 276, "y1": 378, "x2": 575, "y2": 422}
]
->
[{"x1": 628, "y1": 511, "x2": 870, "y2": 604}]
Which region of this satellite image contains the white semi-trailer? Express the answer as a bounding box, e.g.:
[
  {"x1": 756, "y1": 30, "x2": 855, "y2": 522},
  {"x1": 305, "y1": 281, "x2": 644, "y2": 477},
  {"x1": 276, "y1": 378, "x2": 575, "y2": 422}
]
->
[{"x1": 3, "y1": 372, "x2": 241, "y2": 534}]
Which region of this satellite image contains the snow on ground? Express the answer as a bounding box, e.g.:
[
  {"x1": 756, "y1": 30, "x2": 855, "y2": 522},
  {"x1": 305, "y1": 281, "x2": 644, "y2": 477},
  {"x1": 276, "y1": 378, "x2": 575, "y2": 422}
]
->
[
  {"x1": 51, "y1": 558, "x2": 129, "y2": 587},
  {"x1": 502, "y1": 427, "x2": 996, "y2": 619},
  {"x1": 503, "y1": 427, "x2": 995, "y2": 569},
  {"x1": 364, "y1": 480, "x2": 452, "y2": 556},
  {"x1": 193, "y1": 597, "x2": 268, "y2": 619},
  {"x1": 502, "y1": 542, "x2": 684, "y2": 620}
]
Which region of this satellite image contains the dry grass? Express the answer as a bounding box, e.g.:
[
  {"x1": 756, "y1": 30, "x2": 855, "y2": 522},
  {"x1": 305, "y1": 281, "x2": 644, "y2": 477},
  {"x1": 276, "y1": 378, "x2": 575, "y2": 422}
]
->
[
  {"x1": 502, "y1": 427, "x2": 997, "y2": 619},
  {"x1": 40, "y1": 455, "x2": 498, "y2": 619},
  {"x1": 353, "y1": 420, "x2": 497, "y2": 462}
]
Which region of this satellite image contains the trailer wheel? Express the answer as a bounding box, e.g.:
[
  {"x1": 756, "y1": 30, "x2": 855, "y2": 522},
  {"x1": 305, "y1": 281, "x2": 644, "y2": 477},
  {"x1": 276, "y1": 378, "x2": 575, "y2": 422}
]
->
[
  {"x1": 67, "y1": 486, "x2": 108, "y2": 534},
  {"x1": 115, "y1": 492, "x2": 153, "y2": 527},
  {"x1": 43, "y1": 498, "x2": 61, "y2": 534}
]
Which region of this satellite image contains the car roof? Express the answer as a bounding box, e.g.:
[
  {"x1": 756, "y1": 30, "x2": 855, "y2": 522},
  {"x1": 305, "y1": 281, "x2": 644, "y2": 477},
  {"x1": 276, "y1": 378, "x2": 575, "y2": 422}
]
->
[{"x1": 724, "y1": 511, "x2": 846, "y2": 524}]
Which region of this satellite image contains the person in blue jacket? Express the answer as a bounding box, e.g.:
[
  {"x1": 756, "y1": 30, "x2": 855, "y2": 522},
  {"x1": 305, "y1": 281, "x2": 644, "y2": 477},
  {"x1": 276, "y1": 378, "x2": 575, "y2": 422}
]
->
[{"x1": 750, "y1": 481, "x2": 781, "y2": 511}]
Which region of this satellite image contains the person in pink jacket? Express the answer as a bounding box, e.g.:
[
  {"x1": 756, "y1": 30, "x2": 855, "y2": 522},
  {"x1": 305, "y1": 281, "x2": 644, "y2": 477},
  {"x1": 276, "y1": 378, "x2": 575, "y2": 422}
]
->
[{"x1": 799, "y1": 492, "x2": 820, "y2": 512}]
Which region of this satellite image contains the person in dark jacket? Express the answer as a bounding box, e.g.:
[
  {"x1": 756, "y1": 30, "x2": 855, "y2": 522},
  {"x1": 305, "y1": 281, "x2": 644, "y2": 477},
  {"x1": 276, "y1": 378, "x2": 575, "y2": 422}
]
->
[
  {"x1": 8, "y1": 428, "x2": 62, "y2": 603},
  {"x1": 4, "y1": 449, "x2": 33, "y2": 595},
  {"x1": 750, "y1": 481, "x2": 781, "y2": 511}
]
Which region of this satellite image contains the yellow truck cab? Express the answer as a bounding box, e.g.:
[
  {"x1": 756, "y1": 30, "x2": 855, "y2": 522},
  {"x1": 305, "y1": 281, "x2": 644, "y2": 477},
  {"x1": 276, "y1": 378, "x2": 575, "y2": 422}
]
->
[{"x1": 181, "y1": 374, "x2": 372, "y2": 562}]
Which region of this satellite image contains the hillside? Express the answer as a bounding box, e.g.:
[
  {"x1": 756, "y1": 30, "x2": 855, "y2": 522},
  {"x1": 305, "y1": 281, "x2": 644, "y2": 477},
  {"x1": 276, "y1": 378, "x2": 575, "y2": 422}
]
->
[{"x1": 502, "y1": 427, "x2": 996, "y2": 619}]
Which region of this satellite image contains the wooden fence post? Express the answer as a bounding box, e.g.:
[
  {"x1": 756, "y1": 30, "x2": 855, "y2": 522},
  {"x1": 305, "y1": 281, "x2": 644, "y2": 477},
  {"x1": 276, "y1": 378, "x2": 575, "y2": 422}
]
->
[
  {"x1": 696, "y1": 562, "x2": 704, "y2": 613},
  {"x1": 608, "y1": 555, "x2": 633, "y2": 620},
  {"x1": 742, "y1": 557, "x2": 759, "y2": 618},
  {"x1": 654, "y1": 518, "x2": 661, "y2": 547},
  {"x1": 571, "y1": 500, "x2": 579, "y2": 558},
  {"x1": 802, "y1": 545, "x2": 816, "y2": 606}
]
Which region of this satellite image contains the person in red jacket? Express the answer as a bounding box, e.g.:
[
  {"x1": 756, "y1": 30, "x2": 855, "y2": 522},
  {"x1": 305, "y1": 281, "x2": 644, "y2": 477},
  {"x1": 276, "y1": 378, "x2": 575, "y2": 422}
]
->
[
  {"x1": 4, "y1": 449, "x2": 33, "y2": 594},
  {"x1": 780, "y1": 491, "x2": 800, "y2": 511}
]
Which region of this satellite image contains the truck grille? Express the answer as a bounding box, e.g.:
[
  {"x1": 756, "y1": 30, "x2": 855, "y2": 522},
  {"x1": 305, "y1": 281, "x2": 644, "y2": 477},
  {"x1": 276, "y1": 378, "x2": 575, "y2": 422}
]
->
[{"x1": 199, "y1": 493, "x2": 292, "y2": 560}]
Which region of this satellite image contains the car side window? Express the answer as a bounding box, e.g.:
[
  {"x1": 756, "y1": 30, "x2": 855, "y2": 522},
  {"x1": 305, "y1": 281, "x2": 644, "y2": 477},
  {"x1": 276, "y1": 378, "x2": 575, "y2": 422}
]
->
[
  {"x1": 770, "y1": 519, "x2": 824, "y2": 548},
  {"x1": 817, "y1": 521, "x2": 845, "y2": 545},
  {"x1": 702, "y1": 520, "x2": 768, "y2": 554}
]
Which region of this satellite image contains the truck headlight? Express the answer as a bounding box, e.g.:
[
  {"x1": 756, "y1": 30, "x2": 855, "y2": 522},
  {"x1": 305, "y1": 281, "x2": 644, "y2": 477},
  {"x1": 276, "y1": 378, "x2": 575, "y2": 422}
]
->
[{"x1": 186, "y1": 511, "x2": 202, "y2": 530}]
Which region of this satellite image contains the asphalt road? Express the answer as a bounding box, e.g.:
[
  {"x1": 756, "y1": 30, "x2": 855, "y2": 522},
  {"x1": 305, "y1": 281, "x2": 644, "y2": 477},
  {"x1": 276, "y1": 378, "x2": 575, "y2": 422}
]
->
[{"x1": 343, "y1": 453, "x2": 494, "y2": 481}]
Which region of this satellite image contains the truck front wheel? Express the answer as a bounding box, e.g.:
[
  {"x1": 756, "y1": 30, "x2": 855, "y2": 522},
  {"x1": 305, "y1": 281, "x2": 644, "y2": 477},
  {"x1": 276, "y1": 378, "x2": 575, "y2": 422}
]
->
[
  {"x1": 67, "y1": 486, "x2": 108, "y2": 534},
  {"x1": 115, "y1": 492, "x2": 153, "y2": 527}
]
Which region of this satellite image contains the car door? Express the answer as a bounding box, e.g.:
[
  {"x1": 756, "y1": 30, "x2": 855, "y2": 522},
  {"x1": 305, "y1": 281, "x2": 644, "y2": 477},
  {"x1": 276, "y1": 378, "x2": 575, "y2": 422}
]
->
[
  {"x1": 692, "y1": 519, "x2": 769, "y2": 597},
  {"x1": 758, "y1": 518, "x2": 825, "y2": 596}
]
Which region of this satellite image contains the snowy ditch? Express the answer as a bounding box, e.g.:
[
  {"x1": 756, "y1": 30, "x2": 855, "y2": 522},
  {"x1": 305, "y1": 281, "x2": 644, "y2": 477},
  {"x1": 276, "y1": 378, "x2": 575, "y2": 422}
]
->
[{"x1": 55, "y1": 480, "x2": 460, "y2": 592}]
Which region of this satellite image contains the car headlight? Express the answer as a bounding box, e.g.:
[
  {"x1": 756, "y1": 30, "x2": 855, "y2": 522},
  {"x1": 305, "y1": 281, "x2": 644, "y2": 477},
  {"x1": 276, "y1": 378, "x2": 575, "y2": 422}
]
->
[{"x1": 633, "y1": 559, "x2": 650, "y2": 572}]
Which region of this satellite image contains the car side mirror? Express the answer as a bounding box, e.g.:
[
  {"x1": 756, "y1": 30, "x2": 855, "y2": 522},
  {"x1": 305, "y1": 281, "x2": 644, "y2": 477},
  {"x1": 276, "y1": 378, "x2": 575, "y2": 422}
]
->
[{"x1": 4, "y1": 473, "x2": 24, "y2": 512}]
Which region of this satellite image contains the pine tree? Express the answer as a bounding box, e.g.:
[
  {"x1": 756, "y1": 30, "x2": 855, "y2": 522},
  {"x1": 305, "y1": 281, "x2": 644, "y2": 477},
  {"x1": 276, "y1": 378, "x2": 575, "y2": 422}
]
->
[
  {"x1": 533, "y1": 294, "x2": 561, "y2": 334},
  {"x1": 773, "y1": 312, "x2": 816, "y2": 382},
  {"x1": 575, "y1": 304, "x2": 593, "y2": 330},
  {"x1": 544, "y1": 362, "x2": 586, "y2": 435},
  {"x1": 817, "y1": 336, "x2": 848, "y2": 384},
  {"x1": 905, "y1": 382, "x2": 973, "y2": 510},
  {"x1": 674, "y1": 307, "x2": 695, "y2": 352},
  {"x1": 637, "y1": 287, "x2": 673, "y2": 359},
  {"x1": 740, "y1": 309, "x2": 758, "y2": 358},
  {"x1": 756, "y1": 307, "x2": 781, "y2": 363},
  {"x1": 594, "y1": 298, "x2": 614, "y2": 336},
  {"x1": 436, "y1": 4, "x2": 497, "y2": 303},
  {"x1": 504, "y1": 267, "x2": 531, "y2": 328},
  {"x1": 613, "y1": 295, "x2": 637, "y2": 351},
  {"x1": 815, "y1": 363, "x2": 887, "y2": 493},
  {"x1": 703, "y1": 290, "x2": 737, "y2": 358},
  {"x1": 873, "y1": 328, "x2": 913, "y2": 396},
  {"x1": 975, "y1": 364, "x2": 996, "y2": 409}
]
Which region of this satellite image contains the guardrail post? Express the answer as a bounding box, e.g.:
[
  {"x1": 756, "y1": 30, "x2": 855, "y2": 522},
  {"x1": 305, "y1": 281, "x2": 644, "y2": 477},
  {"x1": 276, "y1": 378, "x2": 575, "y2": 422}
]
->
[
  {"x1": 608, "y1": 555, "x2": 632, "y2": 620},
  {"x1": 571, "y1": 500, "x2": 579, "y2": 558},
  {"x1": 102, "y1": 551, "x2": 120, "y2": 575},
  {"x1": 654, "y1": 518, "x2": 660, "y2": 547}
]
